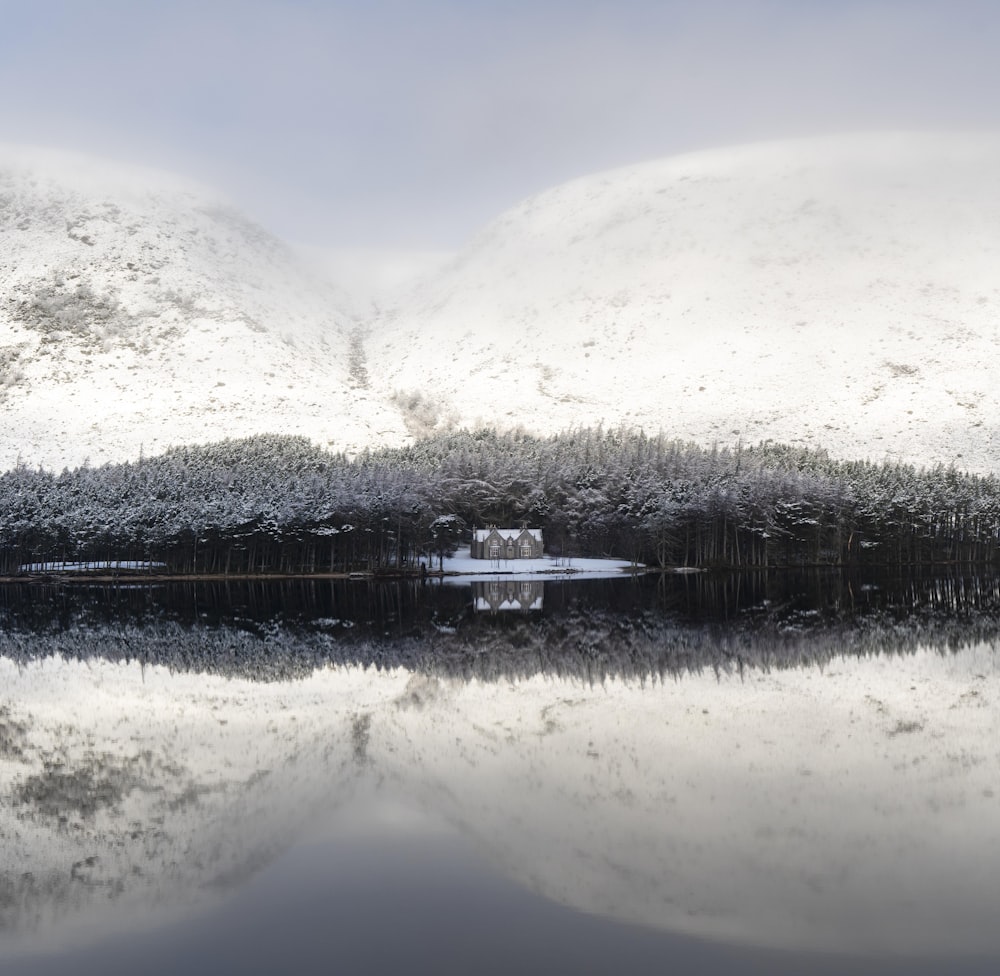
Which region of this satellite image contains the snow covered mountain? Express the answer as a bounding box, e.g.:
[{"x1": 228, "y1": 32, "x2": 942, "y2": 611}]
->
[
  {"x1": 0, "y1": 146, "x2": 407, "y2": 471},
  {"x1": 369, "y1": 133, "x2": 1000, "y2": 473},
  {"x1": 4, "y1": 134, "x2": 1000, "y2": 474}
]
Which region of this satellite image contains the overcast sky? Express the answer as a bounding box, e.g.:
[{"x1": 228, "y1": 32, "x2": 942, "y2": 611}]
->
[{"x1": 2, "y1": 0, "x2": 999, "y2": 248}]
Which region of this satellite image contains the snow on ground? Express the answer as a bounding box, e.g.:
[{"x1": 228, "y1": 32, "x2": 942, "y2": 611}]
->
[
  {"x1": 18, "y1": 561, "x2": 166, "y2": 573},
  {"x1": 440, "y1": 546, "x2": 636, "y2": 578},
  {"x1": 1, "y1": 645, "x2": 998, "y2": 956},
  {"x1": 6, "y1": 134, "x2": 1000, "y2": 473},
  {"x1": 367, "y1": 133, "x2": 1000, "y2": 473},
  {"x1": 0, "y1": 145, "x2": 409, "y2": 471}
]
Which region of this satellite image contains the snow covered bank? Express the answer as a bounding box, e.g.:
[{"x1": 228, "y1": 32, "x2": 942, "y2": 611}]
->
[
  {"x1": 18, "y1": 561, "x2": 167, "y2": 573},
  {"x1": 440, "y1": 546, "x2": 637, "y2": 578}
]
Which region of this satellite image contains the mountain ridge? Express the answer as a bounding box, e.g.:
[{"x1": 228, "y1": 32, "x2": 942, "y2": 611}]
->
[
  {"x1": 0, "y1": 145, "x2": 407, "y2": 471},
  {"x1": 370, "y1": 132, "x2": 1000, "y2": 473},
  {"x1": 3, "y1": 134, "x2": 1000, "y2": 473}
]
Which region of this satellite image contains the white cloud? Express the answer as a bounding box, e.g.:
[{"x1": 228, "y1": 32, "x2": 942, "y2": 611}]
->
[{"x1": 1, "y1": 0, "x2": 998, "y2": 246}]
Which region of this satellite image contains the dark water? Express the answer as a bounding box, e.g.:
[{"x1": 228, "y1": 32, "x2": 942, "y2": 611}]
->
[
  {"x1": 1, "y1": 571, "x2": 999, "y2": 974},
  {"x1": 3, "y1": 569, "x2": 1000, "y2": 678},
  {"x1": 3, "y1": 567, "x2": 997, "y2": 627},
  {"x1": 7, "y1": 823, "x2": 998, "y2": 976}
]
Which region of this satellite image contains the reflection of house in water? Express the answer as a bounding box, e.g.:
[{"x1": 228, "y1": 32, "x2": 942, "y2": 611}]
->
[{"x1": 473, "y1": 579, "x2": 545, "y2": 613}]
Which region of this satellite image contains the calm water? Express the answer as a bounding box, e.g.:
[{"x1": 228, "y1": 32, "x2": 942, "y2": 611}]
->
[
  {"x1": 1, "y1": 571, "x2": 998, "y2": 974},
  {"x1": 6, "y1": 819, "x2": 999, "y2": 976},
  {"x1": 4, "y1": 569, "x2": 1000, "y2": 676}
]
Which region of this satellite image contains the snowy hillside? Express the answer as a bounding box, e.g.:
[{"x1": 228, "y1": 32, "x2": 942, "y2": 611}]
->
[
  {"x1": 4, "y1": 135, "x2": 1000, "y2": 474},
  {"x1": 368, "y1": 133, "x2": 1000, "y2": 473},
  {"x1": 0, "y1": 146, "x2": 407, "y2": 471}
]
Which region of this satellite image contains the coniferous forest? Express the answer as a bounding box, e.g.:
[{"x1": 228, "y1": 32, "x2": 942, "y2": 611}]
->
[{"x1": 1, "y1": 428, "x2": 999, "y2": 576}]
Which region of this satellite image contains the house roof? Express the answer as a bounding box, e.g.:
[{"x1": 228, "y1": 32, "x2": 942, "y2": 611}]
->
[{"x1": 473, "y1": 528, "x2": 543, "y2": 542}]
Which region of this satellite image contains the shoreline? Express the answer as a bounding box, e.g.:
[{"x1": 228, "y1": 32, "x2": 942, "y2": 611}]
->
[{"x1": 0, "y1": 568, "x2": 652, "y2": 586}]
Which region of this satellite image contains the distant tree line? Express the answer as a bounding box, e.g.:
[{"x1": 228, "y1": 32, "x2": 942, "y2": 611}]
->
[{"x1": 1, "y1": 428, "x2": 999, "y2": 574}]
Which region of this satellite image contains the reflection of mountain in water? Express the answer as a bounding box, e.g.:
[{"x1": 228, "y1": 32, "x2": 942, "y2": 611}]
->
[
  {"x1": 2, "y1": 572, "x2": 1000, "y2": 681},
  {"x1": 472, "y1": 579, "x2": 544, "y2": 613},
  {"x1": 1, "y1": 573, "x2": 999, "y2": 959},
  {"x1": 2, "y1": 643, "x2": 998, "y2": 960}
]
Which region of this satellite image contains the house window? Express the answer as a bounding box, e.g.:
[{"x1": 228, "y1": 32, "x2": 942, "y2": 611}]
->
[
  {"x1": 489, "y1": 545, "x2": 501, "y2": 559},
  {"x1": 520, "y1": 544, "x2": 533, "y2": 558}
]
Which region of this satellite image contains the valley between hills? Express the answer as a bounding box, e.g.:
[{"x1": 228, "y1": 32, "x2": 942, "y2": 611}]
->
[{"x1": 3, "y1": 132, "x2": 1000, "y2": 476}]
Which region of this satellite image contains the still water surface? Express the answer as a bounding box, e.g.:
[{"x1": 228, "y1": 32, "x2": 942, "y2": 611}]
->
[{"x1": 1, "y1": 572, "x2": 998, "y2": 974}]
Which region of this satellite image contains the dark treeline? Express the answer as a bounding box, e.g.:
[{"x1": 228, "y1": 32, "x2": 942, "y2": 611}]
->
[
  {"x1": 2, "y1": 572, "x2": 1000, "y2": 682},
  {"x1": 2, "y1": 428, "x2": 1000, "y2": 574}
]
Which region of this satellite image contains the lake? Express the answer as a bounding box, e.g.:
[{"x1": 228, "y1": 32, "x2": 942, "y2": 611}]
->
[{"x1": 0, "y1": 571, "x2": 998, "y2": 974}]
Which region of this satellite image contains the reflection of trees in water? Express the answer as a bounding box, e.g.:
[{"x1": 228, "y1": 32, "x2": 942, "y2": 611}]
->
[{"x1": 1, "y1": 573, "x2": 999, "y2": 682}]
